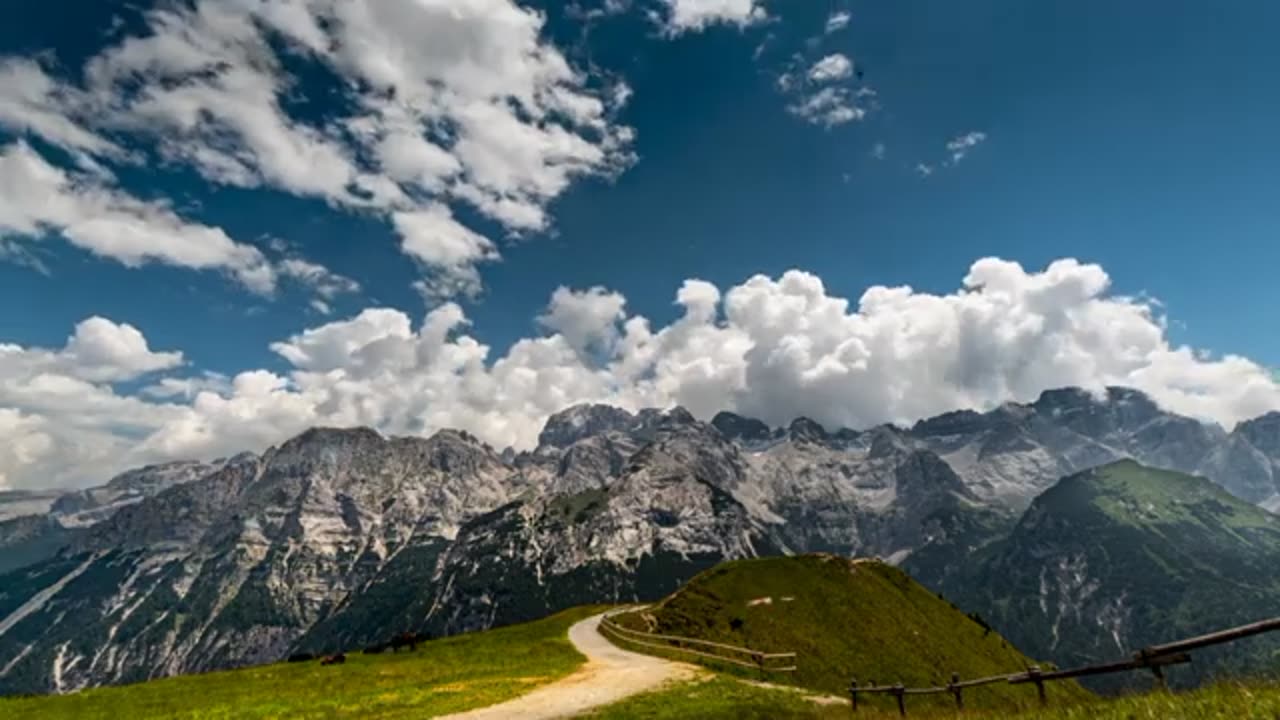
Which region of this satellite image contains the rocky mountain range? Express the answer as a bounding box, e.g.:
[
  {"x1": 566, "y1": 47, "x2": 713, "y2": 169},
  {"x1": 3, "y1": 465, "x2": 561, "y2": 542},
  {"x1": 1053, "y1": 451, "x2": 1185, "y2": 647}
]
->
[
  {"x1": 2, "y1": 385, "x2": 1279, "y2": 695},
  {"x1": 0, "y1": 460, "x2": 220, "y2": 574}
]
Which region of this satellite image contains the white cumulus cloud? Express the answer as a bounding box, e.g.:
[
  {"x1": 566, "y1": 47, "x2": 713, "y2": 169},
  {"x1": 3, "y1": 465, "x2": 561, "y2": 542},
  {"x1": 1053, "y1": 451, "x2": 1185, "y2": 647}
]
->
[
  {"x1": 659, "y1": 0, "x2": 767, "y2": 34},
  {"x1": 777, "y1": 48, "x2": 871, "y2": 128},
  {"x1": 824, "y1": 11, "x2": 852, "y2": 34},
  {"x1": 0, "y1": 141, "x2": 277, "y2": 292},
  {"x1": 787, "y1": 87, "x2": 866, "y2": 127},
  {"x1": 538, "y1": 286, "x2": 629, "y2": 357},
  {"x1": 0, "y1": 409, "x2": 55, "y2": 490},
  {"x1": 393, "y1": 205, "x2": 500, "y2": 297},
  {"x1": 946, "y1": 130, "x2": 987, "y2": 163},
  {"x1": 3, "y1": 258, "x2": 1280, "y2": 490},
  {"x1": 60, "y1": 317, "x2": 185, "y2": 382},
  {"x1": 808, "y1": 54, "x2": 854, "y2": 82},
  {"x1": 0, "y1": 0, "x2": 634, "y2": 297},
  {"x1": 1, "y1": 316, "x2": 183, "y2": 386}
]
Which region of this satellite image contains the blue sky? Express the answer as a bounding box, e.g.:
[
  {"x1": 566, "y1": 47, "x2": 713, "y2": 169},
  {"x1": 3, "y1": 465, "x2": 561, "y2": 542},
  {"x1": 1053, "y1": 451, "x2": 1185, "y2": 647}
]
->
[{"x1": 1, "y1": 0, "x2": 1278, "y2": 489}]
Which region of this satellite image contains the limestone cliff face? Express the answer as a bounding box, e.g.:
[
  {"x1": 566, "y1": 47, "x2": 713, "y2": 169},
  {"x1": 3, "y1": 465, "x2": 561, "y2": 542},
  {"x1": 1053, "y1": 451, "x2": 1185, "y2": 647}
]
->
[{"x1": 0, "y1": 426, "x2": 519, "y2": 694}]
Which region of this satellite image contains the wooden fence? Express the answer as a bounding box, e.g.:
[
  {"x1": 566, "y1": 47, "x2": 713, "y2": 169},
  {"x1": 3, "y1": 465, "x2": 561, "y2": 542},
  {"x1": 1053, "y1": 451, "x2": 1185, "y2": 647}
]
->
[
  {"x1": 598, "y1": 612, "x2": 797, "y2": 675},
  {"x1": 848, "y1": 616, "x2": 1280, "y2": 715}
]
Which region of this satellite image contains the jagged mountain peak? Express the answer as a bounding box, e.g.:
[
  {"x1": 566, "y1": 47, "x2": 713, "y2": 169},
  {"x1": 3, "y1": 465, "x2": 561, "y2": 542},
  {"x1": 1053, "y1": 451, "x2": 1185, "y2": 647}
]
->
[
  {"x1": 101, "y1": 459, "x2": 212, "y2": 492},
  {"x1": 422, "y1": 427, "x2": 489, "y2": 449},
  {"x1": 660, "y1": 406, "x2": 697, "y2": 426},
  {"x1": 278, "y1": 425, "x2": 385, "y2": 452},
  {"x1": 975, "y1": 419, "x2": 1039, "y2": 459},
  {"x1": 536, "y1": 403, "x2": 708, "y2": 451},
  {"x1": 1241, "y1": 409, "x2": 1280, "y2": 427},
  {"x1": 1102, "y1": 386, "x2": 1167, "y2": 427},
  {"x1": 910, "y1": 402, "x2": 1031, "y2": 438},
  {"x1": 910, "y1": 408, "x2": 991, "y2": 436},
  {"x1": 894, "y1": 448, "x2": 975, "y2": 499},
  {"x1": 1104, "y1": 385, "x2": 1158, "y2": 406},
  {"x1": 264, "y1": 426, "x2": 507, "y2": 480},
  {"x1": 622, "y1": 414, "x2": 748, "y2": 490},
  {"x1": 710, "y1": 410, "x2": 773, "y2": 444},
  {"x1": 1032, "y1": 385, "x2": 1163, "y2": 423},
  {"x1": 216, "y1": 451, "x2": 260, "y2": 467},
  {"x1": 50, "y1": 458, "x2": 220, "y2": 526},
  {"x1": 991, "y1": 401, "x2": 1034, "y2": 422},
  {"x1": 537, "y1": 403, "x2": 636, "y2": 448},
  {"x1": 867, "y1": 424, "x2": 910, "y2": 458},
  {"x1": 1033, "y1": 385, "x2": 1105, "y2": 409},
  {"x1": 1237, "y1": 411, "x2": 1280, "y2": 450},
  {"x1": 787, "y1": 417, "x2": 830, "y2": 444},
  {"x1": 634, "y1": 407, "x2": 664, "y2": 424},
  {"x1": 1025, "y1": 385, "x2": 1182, "y2": 445},
  {"x1": 1030, "y1": 384, "x2": 1165, "y2": 411}
]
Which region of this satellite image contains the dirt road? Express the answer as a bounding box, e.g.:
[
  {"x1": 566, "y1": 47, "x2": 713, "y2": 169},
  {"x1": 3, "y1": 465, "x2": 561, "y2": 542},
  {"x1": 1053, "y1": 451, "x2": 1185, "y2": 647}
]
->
[{"x1": 435, "y1": 611, "x2": 700, "y2": 719}]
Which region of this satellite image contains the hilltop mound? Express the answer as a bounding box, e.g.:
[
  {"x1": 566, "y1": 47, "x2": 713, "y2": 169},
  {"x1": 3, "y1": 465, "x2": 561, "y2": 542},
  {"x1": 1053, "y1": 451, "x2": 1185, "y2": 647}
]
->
[{"x1": 612, "y1": 554, "x2": 1082, "y2": 706}]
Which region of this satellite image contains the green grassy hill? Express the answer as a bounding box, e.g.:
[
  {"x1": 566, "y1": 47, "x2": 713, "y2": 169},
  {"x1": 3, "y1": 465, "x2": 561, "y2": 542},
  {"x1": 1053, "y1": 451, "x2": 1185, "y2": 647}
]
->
[
  {"x1": 609, "y1": 554, "x2": 1088, "y2": 710},
  {"x1": 0, "y1": 606, "x2": 604, "y2": 720},
  {"x1": 945, "y1": 460, "x2": 1280, "y2": 688}
]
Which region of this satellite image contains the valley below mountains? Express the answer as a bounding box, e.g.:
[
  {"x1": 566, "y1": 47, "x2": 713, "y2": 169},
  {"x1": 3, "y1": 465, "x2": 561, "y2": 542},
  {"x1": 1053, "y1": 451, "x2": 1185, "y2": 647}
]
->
[{"x1": 2, "y1": 385, "x2": 1280, "y2": 695}]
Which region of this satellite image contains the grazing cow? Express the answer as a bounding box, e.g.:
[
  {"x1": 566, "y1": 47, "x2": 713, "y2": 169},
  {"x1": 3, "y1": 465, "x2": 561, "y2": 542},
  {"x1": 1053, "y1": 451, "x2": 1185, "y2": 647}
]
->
[
  {"x1": 320, "y1": 653, "x2": 346, "y2": 666},
  {"x1": 388, "y1": 632, "x2": 420, "y2": 653}
]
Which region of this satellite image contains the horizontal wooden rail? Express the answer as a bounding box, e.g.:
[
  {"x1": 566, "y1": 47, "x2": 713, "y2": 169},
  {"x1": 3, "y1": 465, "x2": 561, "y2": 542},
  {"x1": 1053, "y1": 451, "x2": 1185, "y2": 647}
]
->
[
  {"x1": 855, "y1": 683, "x2": 943, "y2": 694},
  {"x1": 600, "y1": 616, "x2": 796, "y2": 660},
  {"x1": 1007, "y1": 652, "x2": 1190, "y2": 684},
  {"x1": 847, "y1": 615, "x2": 1280, "y2": 716},
  {"x1": 952, "y1": 672, "x2": 1021, "y2": 689},
  {"x1": 598, "y1": 613, "x2": 797, "y2": 673},
  {"x1": 902, "y1": 685, "x2": 949, "y2": 696},
  {"x1": 599, "y1": 622, "x2": 797, "y2": 671},
  {"x1": 853, "y1": 672, "x2": 1029, "y2": 695},
  {"x1": 1140, "y1": 617, "x2": 1280, "y2": 658}
]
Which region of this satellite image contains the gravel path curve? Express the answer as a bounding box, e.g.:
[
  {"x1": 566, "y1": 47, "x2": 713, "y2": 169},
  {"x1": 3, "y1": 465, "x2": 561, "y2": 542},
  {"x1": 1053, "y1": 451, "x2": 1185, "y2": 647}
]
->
[{"x1": 435, "y1": 611, "x2": 700, "y2": 719}]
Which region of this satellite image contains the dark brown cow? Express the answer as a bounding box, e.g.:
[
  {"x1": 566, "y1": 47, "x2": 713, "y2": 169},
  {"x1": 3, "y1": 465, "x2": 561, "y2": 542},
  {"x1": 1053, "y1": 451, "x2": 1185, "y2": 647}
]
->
[
  {"x1": 388, "y1": 632, "x2": 420, "y2": 653},
  {"x1": 320, "y1": 653, "x2": 346, "y2": 666}
]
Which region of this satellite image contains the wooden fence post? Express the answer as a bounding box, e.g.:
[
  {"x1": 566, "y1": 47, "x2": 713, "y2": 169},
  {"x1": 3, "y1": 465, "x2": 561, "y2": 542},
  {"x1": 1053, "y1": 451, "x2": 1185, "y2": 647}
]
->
[
  {"x1": 1136, "y1": 649, "x2": 1169, "y2": 690},
  {"x1": 1027, "y1": 666, "x2": 1046, "y2": 706},
  {"x1": 849, "y1": 679, "x2": 858, "y2": 713},
  {"x1": 1150, "y1": 663, "x2": 1166, "y2": 690},
  {"x1": 949, "y1": 671, "x2": 963, "y2": 710},
  {"x1": 894, "y1": 682, "x2": 906, "y2": 716}
]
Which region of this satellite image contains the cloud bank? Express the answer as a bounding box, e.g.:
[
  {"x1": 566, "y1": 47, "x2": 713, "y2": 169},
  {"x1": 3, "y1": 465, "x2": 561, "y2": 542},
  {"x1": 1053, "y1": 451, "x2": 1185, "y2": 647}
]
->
[{"x1": 3, "y1": 257, "x2": 1277, "y2": 490}]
